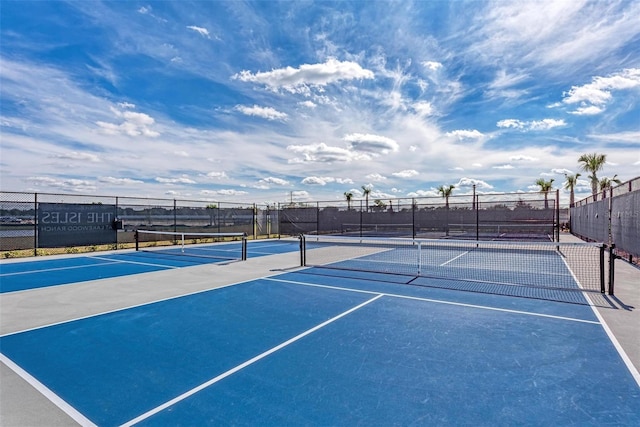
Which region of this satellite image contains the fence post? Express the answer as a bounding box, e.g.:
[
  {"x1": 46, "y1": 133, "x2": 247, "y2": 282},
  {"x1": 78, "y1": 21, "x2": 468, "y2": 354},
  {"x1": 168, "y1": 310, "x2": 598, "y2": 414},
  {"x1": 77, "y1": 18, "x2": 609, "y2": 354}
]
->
[
  {"x1": 173, "y1": 199, "x2": 177, "y2": 234},
  {"x1": 475, "y1": 191, "x2": 479, "y2": 241},
  {"x1": 553, "y1": 189, "x2": 560, "y2": 242},
  {"x1": 34, "y1": 192, "x2": 38, "y2": 256}
]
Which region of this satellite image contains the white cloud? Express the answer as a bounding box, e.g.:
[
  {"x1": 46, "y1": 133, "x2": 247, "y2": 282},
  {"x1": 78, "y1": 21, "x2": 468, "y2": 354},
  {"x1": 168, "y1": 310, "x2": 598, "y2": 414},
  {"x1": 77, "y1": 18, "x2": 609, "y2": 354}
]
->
[
  {"x1": 551, "y1": 168, "x2": 573, "y2": 175},
  {"x1": 301, "y1": 176, "x2": 353, "y2": 186},
  {"x1": 232, "y1": 58, "x2": 374, "y2": 94},
  {"x1": 99, "y1": 176, "x2": 144, "y2": 185},
  {"x1": 423, "y1": 61, "x2": 443, "y2": 71},
  {"x1": 446, "y1": 129, "x2": 484, "y2": 140},
  {"x1": 215, "y1": 189, "x2": 248, "y2": 196},
  {"x1": 298, "y1": 100, "x2": 317, "y2": 109},
  {"x1": 205, "y1": 171, "x2": 228, "y2": 179},
  {"x1": 187, "y1": 25, "x2": 211, "y2": 39},
  {"x1": 492, "y1": 164, "x2": 514, "y2": 169},
  {"x1": 563, "y1": 68, "x2": 640, "y2": 105},
  {"x1": 456, "y1": 177, "x2": 493, "y2": 189},
  {"x1": 260, "y1": 177, "x2": 290, "y2": 186},
  {"x1": 412, "y1": 101, "x2": 434, "y2": 117},
  {"x1": 509, "y1": 155, "x2": 538, "y2": 162},
  {"x1": 365, "y1": 173, "x2": 387, "y2": 182},
  {"x1": 563, "y1": 68, "x2": 640, "y2": 114},
  {"x1": 497, "y1": 118, "x2": 565, "y2": 131},
  {"x1": 392, "y1": 170, "x2": 419, "y2": 178},
  {"x1": 569, "y1": 106, "x2": 604, "y2": 115},
  {"x1": 96, "y1": 107, "x2": 160, "y2": 137},
  {"x1": 235, "y1": 105, "x2": 288, "y2": 121},
  {"x1": 155, "y1": 176, "x2": 197, "y2": 184},
  {"x1": 25, "y1": 176, "x2": 96, "y2": 192},
  {"x1": 173, "y1": 150, "x2": 189, "y2": 157},
  {"x1": 52, "y1": 151, "x2": 100, "y2": 162},
  {"x1": 287, "y1": 143, "x2": 362, "y2": 163},
  {"x1": 343, "y1": 133, "x2": 399, "y2": 154}
]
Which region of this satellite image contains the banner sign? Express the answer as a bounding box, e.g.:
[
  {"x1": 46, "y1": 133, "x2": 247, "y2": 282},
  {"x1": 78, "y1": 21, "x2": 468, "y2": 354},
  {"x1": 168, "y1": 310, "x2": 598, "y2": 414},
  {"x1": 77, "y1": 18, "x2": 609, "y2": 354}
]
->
[{"x1": 38, "y1": 203, "x2": 117, "y2": 248}]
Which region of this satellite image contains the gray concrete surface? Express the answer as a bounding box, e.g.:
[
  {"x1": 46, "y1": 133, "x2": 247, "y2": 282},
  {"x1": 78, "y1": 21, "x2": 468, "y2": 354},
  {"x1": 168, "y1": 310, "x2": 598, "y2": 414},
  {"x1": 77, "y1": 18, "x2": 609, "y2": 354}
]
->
[{"x1": 1, "y1": 237, "x2": 638, "y2": 426}]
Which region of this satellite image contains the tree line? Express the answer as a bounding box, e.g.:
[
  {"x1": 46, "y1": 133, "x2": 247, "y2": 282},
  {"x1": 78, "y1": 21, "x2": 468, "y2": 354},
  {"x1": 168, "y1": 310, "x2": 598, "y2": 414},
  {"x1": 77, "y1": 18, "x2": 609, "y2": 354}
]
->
[{"x1": 344, "y1": 152, "x2": 621, "y2": 209}]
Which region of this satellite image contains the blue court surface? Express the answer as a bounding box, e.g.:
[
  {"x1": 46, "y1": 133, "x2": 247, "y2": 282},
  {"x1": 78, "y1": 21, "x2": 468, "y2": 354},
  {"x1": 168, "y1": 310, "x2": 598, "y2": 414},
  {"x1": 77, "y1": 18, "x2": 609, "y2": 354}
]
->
[
  {"x1": 1, "y1": 259, "x2": 639, "y2": 425},
  {"x1": 0, "y1": 239, "x2": 299, "y2": 293}
]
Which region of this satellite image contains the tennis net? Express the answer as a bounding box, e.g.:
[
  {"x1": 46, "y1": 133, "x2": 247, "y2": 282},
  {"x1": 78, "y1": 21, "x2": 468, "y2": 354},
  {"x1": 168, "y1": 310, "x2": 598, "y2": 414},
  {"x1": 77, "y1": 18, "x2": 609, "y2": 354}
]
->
[
  {"x1": 135, "y1": 230, "x2": 247, "y2": 262},
  {"x1": 300, "y1": 235, "x2": 607, "y2": 297}
]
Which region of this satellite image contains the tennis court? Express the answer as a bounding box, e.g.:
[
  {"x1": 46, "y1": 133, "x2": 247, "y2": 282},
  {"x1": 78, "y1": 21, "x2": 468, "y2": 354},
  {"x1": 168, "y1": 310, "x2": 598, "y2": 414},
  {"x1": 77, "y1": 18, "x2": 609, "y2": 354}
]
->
[{"x1": 1, "y1": 235, "x2": 639, "y2": 426}]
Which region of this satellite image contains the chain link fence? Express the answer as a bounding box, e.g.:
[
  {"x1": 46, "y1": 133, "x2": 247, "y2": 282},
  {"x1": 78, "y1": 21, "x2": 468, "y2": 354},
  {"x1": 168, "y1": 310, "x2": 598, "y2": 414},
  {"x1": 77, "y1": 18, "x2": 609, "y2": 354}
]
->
[
  {"x1": 571, "y1": 176, "x2": 640, "y2": 264},
  {"x1": 0, "y1": 192, "x2": 273, "y2": 257},
  {"x1": 2, "y1": 189, "x2": 566, "y2": 258}
]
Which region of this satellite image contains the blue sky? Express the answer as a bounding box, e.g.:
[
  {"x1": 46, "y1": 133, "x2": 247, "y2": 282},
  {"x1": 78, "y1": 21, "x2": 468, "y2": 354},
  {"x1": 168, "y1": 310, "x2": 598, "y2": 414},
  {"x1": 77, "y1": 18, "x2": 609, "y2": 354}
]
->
[{"x1": 1, "y1": 0, "x2": 639, "y2": 206}]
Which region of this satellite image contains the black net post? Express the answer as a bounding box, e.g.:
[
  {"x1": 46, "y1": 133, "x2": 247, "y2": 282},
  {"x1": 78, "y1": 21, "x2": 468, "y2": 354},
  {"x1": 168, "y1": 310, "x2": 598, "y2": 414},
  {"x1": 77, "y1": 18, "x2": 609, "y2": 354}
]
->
[
  {"x1": 242, "y1": 233, "x2": 248, "y2": 261},
  {"x1": 299, "y1": 234, "x2": 306, "y2": 266},
  {"x1": 609, "y1": 244, "x2": 615, "y2": 295},
  {"x1": 599, "y1": 244, "x2": 605, "y2": 293},
  {"x1": 134, "y1": 230, "x2": 139, "y2": 251}
]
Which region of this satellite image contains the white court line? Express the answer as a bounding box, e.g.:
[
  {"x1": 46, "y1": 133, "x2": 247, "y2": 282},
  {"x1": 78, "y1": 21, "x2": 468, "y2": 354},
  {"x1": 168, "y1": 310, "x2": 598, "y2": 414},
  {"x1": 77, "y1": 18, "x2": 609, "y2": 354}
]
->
[
  {"x1": 265, "y1": 277, "x2": 601, "y2": 325},
  {"x1": 0, "y1": 353, "x2": 97, "y2": 427},
  {"x1": 559, "y1": 255, "x2": 640, "y2": 387},
  {"x1": 0, "y1": 260, "x2": 121, "y2": 277},
  {"x1": 120, "y1": 294, "x2": 384, "y2": 427},
  {"x1": 439, "y1": 250, "x2": 470, "y2": 266}
]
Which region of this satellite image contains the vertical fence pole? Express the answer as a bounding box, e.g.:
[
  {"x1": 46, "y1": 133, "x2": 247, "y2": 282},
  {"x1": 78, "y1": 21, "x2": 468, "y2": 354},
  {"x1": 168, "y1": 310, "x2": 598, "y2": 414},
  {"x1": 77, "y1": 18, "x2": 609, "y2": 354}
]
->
[
  {"x1": 412, "y1": 198, "x2": 416, "y2": 239},
  {"x1": 34, "y1": 192, "x2": 38, "y2": 256},
  {"x1": 173, "y1": 199, "x2": 177, "y2": 234},
  {"x1": 475, "y1": 190, "x2": 480, "y2": 241},
  {"x1": 553, "y1": 190, "x2": 560, "y2": 242}
]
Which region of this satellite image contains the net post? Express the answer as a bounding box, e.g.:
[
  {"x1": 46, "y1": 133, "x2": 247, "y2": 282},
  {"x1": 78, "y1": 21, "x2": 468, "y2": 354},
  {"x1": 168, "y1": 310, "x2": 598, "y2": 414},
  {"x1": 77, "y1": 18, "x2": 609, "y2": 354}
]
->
[
  {"x1": 608, "y1": 244, "x2": 615, "y2": 295},
  {"x1": 599, "y1": 244, "x2": 605, "y2": 293},
  {"x1": 242, "y1": 233, "x2": 248, "y2": 261},
  {"x1": 135, "y1": 230, "x2": 139, "y2": 251},
  {"x1": 299, "y1": 234, "x2": 306, "y2": 266}
]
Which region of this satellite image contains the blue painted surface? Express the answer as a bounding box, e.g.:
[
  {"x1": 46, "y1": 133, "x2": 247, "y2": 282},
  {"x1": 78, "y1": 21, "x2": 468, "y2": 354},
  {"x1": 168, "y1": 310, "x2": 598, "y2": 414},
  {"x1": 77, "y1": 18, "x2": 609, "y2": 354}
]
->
[
  {"x1": 0, "y1": 280, "x2": 372, "y2": 426},
  {"x1": 1, "y1": 273, "x2": 639, "y2": 425},
  {"x1": 1, "y1": 247, "x2": 638, "y2": 425},
  {"x1": 139, "y1": 292, "x2": 640, "y2": 426},
  {"x1": 0, "y1": 240, "x2": 299, "y2": 293}
]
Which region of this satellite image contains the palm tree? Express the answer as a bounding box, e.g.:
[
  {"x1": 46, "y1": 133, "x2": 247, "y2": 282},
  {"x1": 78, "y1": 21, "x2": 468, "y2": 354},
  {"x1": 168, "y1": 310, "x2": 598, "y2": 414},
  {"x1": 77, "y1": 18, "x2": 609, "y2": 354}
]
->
[
  {"x1": 361, "y1": 185, "x2": 372, "y2": 212},
  {"x1": 344, "y1": 191, "x2": 353, "y2": 210},
  {"x1": 437, "y1": 184, "x2": 455, "y2": 236},
  {"x1": 535, "y1": 178, "x2": 554, "y2": 209},
  {"x1": 564, "y1": 173, "x2": 580, "y2": 207},
  {"x1": 578, "y1": 153, "x2": 607, "y2": 199},
  {"x1": 599, "y1": 174, "x2": 622, "y2": 198},
  {"x1": 436, "y1": 184, "x2": 455, "y2": 209}
]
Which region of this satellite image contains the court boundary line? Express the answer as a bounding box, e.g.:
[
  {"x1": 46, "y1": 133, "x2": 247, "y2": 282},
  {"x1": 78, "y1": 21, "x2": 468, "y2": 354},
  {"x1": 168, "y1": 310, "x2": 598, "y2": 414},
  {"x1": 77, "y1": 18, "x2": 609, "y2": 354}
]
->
[
  {"x1": 0, "y1": 353, "x2": 97, "y2": 427},
  {"x1": 120, "y1": 294, "x2": 384, "y2": 427},
  {"x1": 265, "y1": 277, "x2": 601, "y2": 325},
  {"x1": 439, "y1": 250, "x2": 470, "y2": 266},
  {"x1": 0, "y1": 259, "x2": 121, "y2": 277}
]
